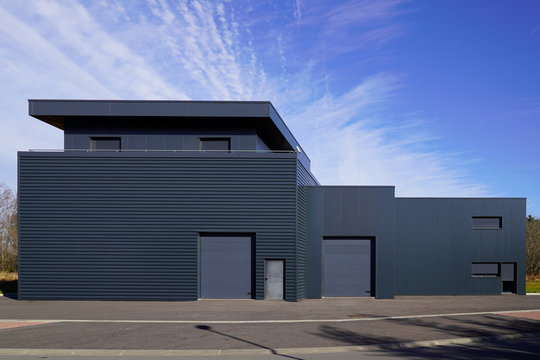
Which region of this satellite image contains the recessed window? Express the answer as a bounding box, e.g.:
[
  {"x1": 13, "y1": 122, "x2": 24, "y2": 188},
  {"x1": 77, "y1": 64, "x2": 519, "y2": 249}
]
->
[
  {"x1": 471, "y1": 263, "x2": 499, "y2": 278},
  {"x1": 472, "y1": 216, "x2": 502, "y2": 229},
  {"x1": 200, "y1": 138, "x2": 230, "y2": 152},
  {"x1": 90, "y1": 137, "x2": 121, "y2": 151}
]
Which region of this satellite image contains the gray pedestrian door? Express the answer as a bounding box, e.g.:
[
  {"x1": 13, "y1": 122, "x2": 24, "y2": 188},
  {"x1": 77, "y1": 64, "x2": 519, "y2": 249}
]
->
[
  {"x1": 200, "y1": 235, "x2": 252, "y2": 299},
  {"x1": 264, "y1": 260, "x2": 284, "y2": 300},
  {"x1": 323, "y1": 239, "x2": 371, "y2": 297}
]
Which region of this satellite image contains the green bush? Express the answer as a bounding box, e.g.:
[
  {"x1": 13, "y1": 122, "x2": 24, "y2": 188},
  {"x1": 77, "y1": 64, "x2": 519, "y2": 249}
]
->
[{"x1": 527, "y1": 215, "x2": 540, "y2": 276}]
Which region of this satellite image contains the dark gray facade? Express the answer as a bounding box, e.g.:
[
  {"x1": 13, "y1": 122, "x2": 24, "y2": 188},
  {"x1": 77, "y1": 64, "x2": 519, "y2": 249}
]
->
[
  {"x1": 29, "y1": 99, "x2": 311, "y2": 169},
  {"x1": 64, "y1": 119, "x2": 272, "y2": 153},
  {"x1": 295, "y1": 161, "x2": 319, "y2": 299},
  {"x1": 18, "y1": 99, "x2": 526, "y2": 301},
  {"x1": 18, "y1": 152, "x2": 301, "y2": 300},
  {"x1": 306, "y1": 186, "x2": 395, "y2": 299},
  {"x1": 395, "y1": 198, "x2": 526, "y2": 295}
]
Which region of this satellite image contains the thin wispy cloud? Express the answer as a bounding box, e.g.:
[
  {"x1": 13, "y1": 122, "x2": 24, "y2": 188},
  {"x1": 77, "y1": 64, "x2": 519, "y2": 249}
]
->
[
  {"x1": 0, "y1": 0, "x2": 491, "y2": 199},
  {"x1": 287, "y1": 74, "x2": 492, "y2": 196},
  {"x1": 298, "y1": 0, "x2": 407, "y2": 51},
  {"x1": 324, "y1": 0, "x2": 405, "y2": 29},
  {"x1": 28, "y1": 0, "x2": 187, "y2": 99},
  {"x1": 0, "y1": 6, "x2": 119, "y2": 99},
  {"x1": 293, "y1": 0, "x2": 303, "y2": 21}
]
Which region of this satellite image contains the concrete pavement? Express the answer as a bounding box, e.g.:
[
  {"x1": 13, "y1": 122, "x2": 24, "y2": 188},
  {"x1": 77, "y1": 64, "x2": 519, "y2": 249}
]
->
[
  {"x1": 1, "y1": 294, "x2": 540, "y2": 321},
  {"x1": 4, "y1": 335, "x2": 540, "y2": 360}
]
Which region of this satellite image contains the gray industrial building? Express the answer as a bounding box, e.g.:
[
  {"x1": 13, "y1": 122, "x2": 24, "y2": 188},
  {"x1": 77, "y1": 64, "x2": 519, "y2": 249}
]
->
[{"x1": 18, "y1": 100, "x2": 526, "y2": 301}]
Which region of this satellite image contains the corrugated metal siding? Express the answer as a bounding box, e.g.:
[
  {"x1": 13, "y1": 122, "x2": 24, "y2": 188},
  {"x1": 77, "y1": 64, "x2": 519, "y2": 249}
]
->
[
  {"x1": 306, "y1": 186, "x2": 395, "y2": 299},
  {"x1": 18, "y1": 153, "x2": 297, "y2": 300},
  {"x1": 295, "y1": 161, "x2": 318, "y2": 300}
]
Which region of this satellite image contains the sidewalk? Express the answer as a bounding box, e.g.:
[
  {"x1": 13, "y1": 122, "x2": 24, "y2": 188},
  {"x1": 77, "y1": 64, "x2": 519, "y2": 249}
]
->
[{"x1": 1, "y1": 294, "x2": 540, "y2": 321}]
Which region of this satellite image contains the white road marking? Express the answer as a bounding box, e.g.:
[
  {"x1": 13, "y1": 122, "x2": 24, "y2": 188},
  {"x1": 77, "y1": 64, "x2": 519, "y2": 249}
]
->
[{"x1": 1, "y1": 309, "x2": 539, "y2": 325}]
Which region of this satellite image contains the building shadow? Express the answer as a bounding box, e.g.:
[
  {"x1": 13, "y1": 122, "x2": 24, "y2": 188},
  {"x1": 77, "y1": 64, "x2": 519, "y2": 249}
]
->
[
  {"x1": 312, "y1": 314, "x2": 540, "y2": 359},
  {"x1": 195, "y1": 325, "x2": 305, "y2": 360},
  {"x1": 315, "y1": 324, "x2": 400, "y2": 345}
]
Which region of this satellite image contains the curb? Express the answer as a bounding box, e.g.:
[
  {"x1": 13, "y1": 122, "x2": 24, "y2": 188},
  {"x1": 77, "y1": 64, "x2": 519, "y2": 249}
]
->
[{"x1": 1, "y1": 332, "x2": 539, "y2": 357}]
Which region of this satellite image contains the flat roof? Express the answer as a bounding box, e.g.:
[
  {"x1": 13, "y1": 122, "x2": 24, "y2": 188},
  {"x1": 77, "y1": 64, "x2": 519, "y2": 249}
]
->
[{"x1": 28, "y1": 99, "x2": 311, "y2": 165}]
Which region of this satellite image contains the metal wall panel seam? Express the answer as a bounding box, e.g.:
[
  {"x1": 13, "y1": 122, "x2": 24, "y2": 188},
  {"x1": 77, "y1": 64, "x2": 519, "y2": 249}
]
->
[{"x1": 18, "y1": 154, "x2": 298, "y2": 300}]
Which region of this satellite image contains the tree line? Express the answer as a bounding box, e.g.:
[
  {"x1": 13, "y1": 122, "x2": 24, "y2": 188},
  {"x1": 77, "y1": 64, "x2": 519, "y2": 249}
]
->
[
  {"x1": 1, "y1": 182, "x2": 540, "y2": 275},
  {"x1": 527, "y1": 215, "x2": 540, "y2": 276},
  {"x1": 0, "y1": 183, "x2": 17, "y2": 272}
]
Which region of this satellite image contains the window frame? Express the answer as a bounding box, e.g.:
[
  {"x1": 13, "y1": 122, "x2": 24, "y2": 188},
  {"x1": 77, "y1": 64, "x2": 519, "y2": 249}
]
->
[
  {"x1": 471, "y1": 262, "x2": 500, "y2": 278},
  {"x1": 89, "y1": 137, "x2": 122, "y2": 152},
  {"x1": 471, "y1": 216, "x2": 502, "y2": 230},
  {"x1": 199, "y1": 137, "x2": 231, "y2": 152}
]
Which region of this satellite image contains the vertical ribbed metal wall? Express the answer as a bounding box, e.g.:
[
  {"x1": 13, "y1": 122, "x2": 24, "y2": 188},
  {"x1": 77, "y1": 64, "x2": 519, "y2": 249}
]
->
[
  {"x1": 395, "y1": 198, "x2": 526, "y2": 295},
  {"x1": 18, "y1": 152, "x2": 298, "y2": 300},
  {"x1": 306, "y1": 186, "x2": 395, "y2": 299},
  {"x1": 295, "y1": 161, "x2": 318, "y2": 300}
]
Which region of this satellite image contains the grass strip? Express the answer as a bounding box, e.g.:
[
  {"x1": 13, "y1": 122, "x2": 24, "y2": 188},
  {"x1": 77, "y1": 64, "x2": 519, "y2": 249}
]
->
[{"x1": 526, "y1": 280, "x2": 540, "y2": 293}]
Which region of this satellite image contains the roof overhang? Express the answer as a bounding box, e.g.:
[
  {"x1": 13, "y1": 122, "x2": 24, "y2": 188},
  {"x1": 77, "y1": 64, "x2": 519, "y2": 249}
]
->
[{"x1": 28, "y1": 99, "x2": 311, "y2": 166}]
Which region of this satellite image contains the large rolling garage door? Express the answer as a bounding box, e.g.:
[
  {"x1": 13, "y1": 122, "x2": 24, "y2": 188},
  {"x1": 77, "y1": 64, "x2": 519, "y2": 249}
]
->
[
  {"x1": 323, "y1": 239, "x2": 372, "y2": 297},
  {"x1": 200, "y1": 235, "x2": 252, "y2": 299}
]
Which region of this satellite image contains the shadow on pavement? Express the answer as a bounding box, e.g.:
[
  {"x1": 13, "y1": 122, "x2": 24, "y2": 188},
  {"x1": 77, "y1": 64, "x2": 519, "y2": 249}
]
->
[
  {"x1": 313, "y1": 314, "x2": 540, "y2": 359},
  {"x1": 380, "y1": 338, "x2": 540, "y2": 360},
  {"x1": 195, "y1": 325, "x2": 305, "y2": 360},
  {"x1": 315, "y1": 324, "x2": 399, "y2": 346}
]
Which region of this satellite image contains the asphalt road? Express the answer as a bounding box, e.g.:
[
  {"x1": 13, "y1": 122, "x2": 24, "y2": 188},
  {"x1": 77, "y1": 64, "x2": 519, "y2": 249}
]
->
[
  {"x1": 1, "y1": 314, "x2": 540, "y2": 349},
  {"x1": 1, "y1": 295, "x2": 539, "y2": 356}
]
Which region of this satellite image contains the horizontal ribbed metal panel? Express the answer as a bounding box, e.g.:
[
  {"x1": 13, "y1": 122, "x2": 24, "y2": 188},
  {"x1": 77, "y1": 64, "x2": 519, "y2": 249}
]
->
[
  {"x1": 295, "y1": 161, "x2": 318, "y2": 300},
  {"x1": 18, "y1": 153, "x2": 297, "y2": 300}
]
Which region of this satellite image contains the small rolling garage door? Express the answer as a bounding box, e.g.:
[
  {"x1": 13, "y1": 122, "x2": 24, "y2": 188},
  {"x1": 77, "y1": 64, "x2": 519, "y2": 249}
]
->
[
  {"x1": 200, "y1": 235, "x2": 252, "y2": 299},
  {"x1": 323, "y1": 239, "x2": 371, "y2": 297}
]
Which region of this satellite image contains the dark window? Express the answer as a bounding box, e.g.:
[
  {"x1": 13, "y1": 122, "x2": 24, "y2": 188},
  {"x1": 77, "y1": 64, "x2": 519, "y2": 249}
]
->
[
  {"x1": 472, "y1": 216, "x2": 502, "y2": 229},
  {"x1": 471, "y1": 263, "x2": 499, "y2": 277},
  {"x1": 90, "y1": 137, "x2": 121, "y2": 151},
  {"x1": 200, "y1": 138, "x2": 231, "y2": 152}
]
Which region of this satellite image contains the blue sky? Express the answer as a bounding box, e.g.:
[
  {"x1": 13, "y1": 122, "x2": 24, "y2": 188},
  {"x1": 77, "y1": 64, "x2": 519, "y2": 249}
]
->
[{"x1": 0, "y1": 0, "x2": 539, "y2": 215}]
